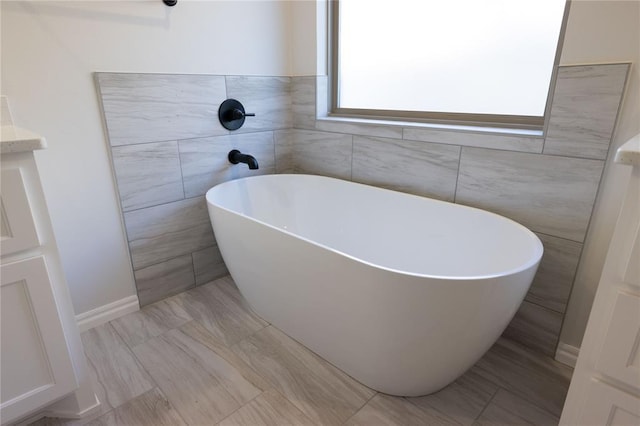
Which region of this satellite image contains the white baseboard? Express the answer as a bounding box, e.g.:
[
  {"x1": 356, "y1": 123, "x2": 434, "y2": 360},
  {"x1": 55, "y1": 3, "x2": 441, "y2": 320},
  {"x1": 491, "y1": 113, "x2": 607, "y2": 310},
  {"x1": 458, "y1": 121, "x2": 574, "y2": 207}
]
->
[
  {"x1": 44, "y1": 396, "x2": 101, "y2": 420},
  {"x1": 76, "y1": 295, "x2": 139, "y2": 332},
  {"x1": 555, "y1": 342, "x2": 580, "y2": 368},
  {"x1": 15, "y1": 393, "x2": 101, "y2": 425}
]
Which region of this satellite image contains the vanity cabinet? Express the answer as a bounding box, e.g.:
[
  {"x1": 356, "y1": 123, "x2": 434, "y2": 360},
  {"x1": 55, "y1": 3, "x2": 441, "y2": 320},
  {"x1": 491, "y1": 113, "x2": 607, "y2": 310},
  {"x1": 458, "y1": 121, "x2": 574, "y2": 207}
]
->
[
  {"x1": 1, "y1": 125, "x2": 98, "y2": 425},
  {"x1": 560, "y1": 135, "x2": 640, "y2": 425}
]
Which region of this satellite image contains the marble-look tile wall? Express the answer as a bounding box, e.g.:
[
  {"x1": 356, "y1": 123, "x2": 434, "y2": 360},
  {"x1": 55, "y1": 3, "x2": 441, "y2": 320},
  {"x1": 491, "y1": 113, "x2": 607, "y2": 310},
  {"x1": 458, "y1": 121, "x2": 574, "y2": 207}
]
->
[
  {"x1": 288, "y1": 63, "x2": 629, "y2": 356},
  {"x1": 97, "y1": 64, "x2": 628, "y2": 358},
  {"x1": 96, "y1": 73, "x2": 291, "y2": 306}
]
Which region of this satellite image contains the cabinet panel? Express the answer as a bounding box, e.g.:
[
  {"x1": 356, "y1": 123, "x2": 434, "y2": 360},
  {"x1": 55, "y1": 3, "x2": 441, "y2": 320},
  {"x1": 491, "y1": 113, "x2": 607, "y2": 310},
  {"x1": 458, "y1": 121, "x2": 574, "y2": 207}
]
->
[
  {"x1": 0, "y1": 256, "x2": 77, "y2": 423},
  {"x1": 580, "y1": 379, "x2": 640, "y2": 426},
  {"x1": 0, "y1": 168, "x2": 40, "y2": 256},
  {"x1": 1, "y1": 279, "x2": 53, "y2": 402},
  {"x1": 597, "y1": 291, "x2": 640, "y2": 391}
]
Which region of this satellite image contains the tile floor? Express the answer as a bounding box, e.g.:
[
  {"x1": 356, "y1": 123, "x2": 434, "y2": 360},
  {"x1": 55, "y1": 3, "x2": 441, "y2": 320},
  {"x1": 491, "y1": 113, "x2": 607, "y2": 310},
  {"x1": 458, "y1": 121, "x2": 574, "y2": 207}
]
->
[{"x1": 30, "y1": 276, "x2": 573, "y2": 426}]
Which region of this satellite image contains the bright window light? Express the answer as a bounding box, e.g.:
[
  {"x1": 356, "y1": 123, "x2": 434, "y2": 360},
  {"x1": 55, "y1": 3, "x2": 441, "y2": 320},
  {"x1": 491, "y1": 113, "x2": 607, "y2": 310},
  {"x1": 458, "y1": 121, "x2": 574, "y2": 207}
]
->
[{"x1": 337, "y1": 0, "x2": 567, "y2": 118}]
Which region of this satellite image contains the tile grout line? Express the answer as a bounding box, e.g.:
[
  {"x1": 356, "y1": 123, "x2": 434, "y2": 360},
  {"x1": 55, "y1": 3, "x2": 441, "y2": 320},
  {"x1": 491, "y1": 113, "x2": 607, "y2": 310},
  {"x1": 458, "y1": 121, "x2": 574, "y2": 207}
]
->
[
  {"x1": 453, "y1": 146, "x2": 463, "y2": 203},
  {"x1": 175, "y1": 140, "x2": 188, "y2": 202},
  {"x1": 488, "y1": 386, "x2": 564, "y2": 423},
  {"x1": 350, "y1": 134, "x2": 354, "y2": 181},
  {"x1": 339, "y1": 391, "x2": 378, "y2": 425},
  {"x1": 109, "y1": 321, "x2": 163, "y2": 392},
  {"x1": 129, "y1": 322, "x2": 242, "y2": 424},
  {"x1": 107, "y1": 319, "x2": 194, "y2": 426},
  {"x1": 473, "y1": 385, "x2": 500, "y2": 422},
  {"x1": 213, "y1": 389, "x2": 267, "y2": 426}
]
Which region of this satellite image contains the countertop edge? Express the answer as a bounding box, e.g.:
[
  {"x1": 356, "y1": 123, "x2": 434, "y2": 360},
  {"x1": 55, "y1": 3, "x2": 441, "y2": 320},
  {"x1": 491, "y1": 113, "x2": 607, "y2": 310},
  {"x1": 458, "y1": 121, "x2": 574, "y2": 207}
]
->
[{"x1": 1, "y1": 125, "x2": 48, "y2": 154}]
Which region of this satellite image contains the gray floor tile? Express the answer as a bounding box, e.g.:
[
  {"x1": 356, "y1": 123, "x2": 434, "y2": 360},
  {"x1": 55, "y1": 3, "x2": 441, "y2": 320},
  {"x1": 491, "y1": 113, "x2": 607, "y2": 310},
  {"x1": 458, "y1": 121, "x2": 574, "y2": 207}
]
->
[
  {"x1": 231, "y1": 325, "x2": 375, "y2": 425},
  {"x1": 472, "y1": 338, "x2": 572, "y2": 417},
  {"x1": 474, "y1": 389, "x2": 559, "y2": 426},
  {"x1": 132, "y1": 327, "x2": 264, "y2": 425},
  {"x1": 408, "y1": 369, "x2": 499, "y2": 425},
  {"x1": 171, "y1": 277, "x2": 267, "y2": 347},
  {"x1": 110, "y1": 297, "x2": 192, "y2": 348},
  {"x1": 345, "y1": 393, "x2": 459, "y2": 426},
  {"x1": 80, "y1": 324, "x2": 154, "y2": 411},
  {"x1": 218, "y1": 388, "x2": 315, "y2": 426},
  {"x1": 85, "y1": 388, "x2": 185, "y2": 426}
]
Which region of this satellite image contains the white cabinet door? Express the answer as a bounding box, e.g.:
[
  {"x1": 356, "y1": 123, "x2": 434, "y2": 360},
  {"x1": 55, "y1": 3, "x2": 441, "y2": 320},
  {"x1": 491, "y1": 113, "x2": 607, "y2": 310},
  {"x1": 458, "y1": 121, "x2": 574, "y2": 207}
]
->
[
  {"x1": 0, "y1": 256, "x2": 77, "y2": 424},
  {"x1": 580, "y1": 379, "x2": 640, "y2": 426},
  {"x1": 1, "y1": 168, "x2": 40, "y2": 256},
  {"x1": 596, "y1": 291, "x2": 640, "y2": 391}
]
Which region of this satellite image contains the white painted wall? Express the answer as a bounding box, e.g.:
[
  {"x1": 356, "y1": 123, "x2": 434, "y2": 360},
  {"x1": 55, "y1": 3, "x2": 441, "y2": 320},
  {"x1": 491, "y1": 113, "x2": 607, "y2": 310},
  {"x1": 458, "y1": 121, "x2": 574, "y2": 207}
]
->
[
  {"x1": 1, "y1": 0, "x2": 292, "y2": 315},
  {"x1": 558, "y1": 0, "x2": 640, "y2": 348},
  {"x1": 290, "y1": 0, "x2": 325, "y2": 76}
]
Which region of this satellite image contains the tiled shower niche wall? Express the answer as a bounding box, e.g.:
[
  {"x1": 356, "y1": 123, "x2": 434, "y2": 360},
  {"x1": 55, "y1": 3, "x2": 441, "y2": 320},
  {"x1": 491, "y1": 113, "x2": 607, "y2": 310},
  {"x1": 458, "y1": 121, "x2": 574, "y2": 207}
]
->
[
  {"x1": 96, "y1": 73, "x2": 292, "y2": 306},
  {"x1": 97, "y1": 63, "x2": 629, "y2": 358},
  {"x1": 285, "y1": 63, "x2": 628, "y2": 356}
]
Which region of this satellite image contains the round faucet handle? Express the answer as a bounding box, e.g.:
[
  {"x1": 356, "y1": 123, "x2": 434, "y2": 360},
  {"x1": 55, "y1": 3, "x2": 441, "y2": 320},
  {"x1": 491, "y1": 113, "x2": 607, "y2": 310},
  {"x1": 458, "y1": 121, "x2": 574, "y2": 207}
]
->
[{"x1": 219, "y1": 99, "x2": 255, "y2": 130}]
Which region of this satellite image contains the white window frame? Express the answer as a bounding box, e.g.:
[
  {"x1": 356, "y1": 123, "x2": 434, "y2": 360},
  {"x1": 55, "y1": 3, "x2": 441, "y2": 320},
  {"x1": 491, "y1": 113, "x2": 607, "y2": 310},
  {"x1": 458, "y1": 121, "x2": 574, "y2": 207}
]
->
[{"x1": 329, "y1": 0, "x2": 572, "y2": 131}]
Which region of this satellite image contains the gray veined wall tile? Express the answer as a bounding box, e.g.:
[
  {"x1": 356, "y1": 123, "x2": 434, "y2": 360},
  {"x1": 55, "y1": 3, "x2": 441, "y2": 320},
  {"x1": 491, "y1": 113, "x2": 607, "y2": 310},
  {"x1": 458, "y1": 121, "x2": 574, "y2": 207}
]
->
[
  {"x1": 403, "y1": 127, "x2": 544, "y2": 153},
  {"x1": 179, "y1": 132, "x2": 275, "y2": 198},
  {"x1": 275, "y1": 130, "x2": 353, "y2": 180},
  {"x1": 292, "y1": 76, "x2": 316, "y2": 130},
  {"x1": 352, "y1": 136, "x2": 460, "y2": 201},
  {"x1": 226, "y1": 76, "x2": 292, "y2": 132},
  {"x1": 124, "y1": 197, "x2": 215, "y2": 270},
  {"x1": 502, "y1": 301, "x2": 563, "y2": 357},
  {"x1": 526, "y1": 233, "x2": 582, "y2": 313},
  {"x1": 456, "y1": 148, "x2": 604, "y2": 242},
  {"x1": 96, "y1": 73, "x2": 227, "y2": 146},
  {"x1": 274, "y1": 129, "x2": 295, "y2": 174},
  {"x1": 315, "y1": 119, "x2": 403, "y2": 139},
  {"x1": 544, "y1": 64, "x2": 629, "y2": 160},
  {"x1": 192, "y1": 245, "x2": 228, "y2": 286},
  {"x1": 111, "y1": 141, "x2": 184, "y2": 211},
  {"x1": 134, "y1": 254, "x2": 195, "y2": 306}
]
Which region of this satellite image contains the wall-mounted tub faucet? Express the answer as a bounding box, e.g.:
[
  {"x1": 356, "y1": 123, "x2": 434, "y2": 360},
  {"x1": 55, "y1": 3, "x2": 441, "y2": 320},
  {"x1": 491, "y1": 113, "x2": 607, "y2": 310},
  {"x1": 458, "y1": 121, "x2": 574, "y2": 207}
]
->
[{"x1": 228, "y1": 150, "x2": 259, "y2": 170}]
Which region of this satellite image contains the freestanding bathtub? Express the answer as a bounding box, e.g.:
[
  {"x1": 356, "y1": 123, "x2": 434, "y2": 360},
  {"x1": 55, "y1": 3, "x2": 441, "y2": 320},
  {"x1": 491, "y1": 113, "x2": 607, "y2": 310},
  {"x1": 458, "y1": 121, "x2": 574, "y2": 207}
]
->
[{"x1": 206, "y1": 174, "x2": 543, "y2": 396}]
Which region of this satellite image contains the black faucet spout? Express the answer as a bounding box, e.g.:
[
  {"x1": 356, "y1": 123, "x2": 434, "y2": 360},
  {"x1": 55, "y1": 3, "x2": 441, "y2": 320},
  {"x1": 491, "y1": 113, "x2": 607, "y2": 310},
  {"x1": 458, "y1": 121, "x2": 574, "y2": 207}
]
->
[{"x1": 228, "y1": 149, "x2": 259, "y2": 170}]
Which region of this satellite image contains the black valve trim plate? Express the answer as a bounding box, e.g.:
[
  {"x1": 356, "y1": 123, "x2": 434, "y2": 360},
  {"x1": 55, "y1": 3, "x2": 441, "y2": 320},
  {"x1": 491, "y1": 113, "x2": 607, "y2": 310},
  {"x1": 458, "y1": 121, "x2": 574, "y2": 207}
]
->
[{"x1": 218, "y1": 99, "x2": 255, "y2": 131}]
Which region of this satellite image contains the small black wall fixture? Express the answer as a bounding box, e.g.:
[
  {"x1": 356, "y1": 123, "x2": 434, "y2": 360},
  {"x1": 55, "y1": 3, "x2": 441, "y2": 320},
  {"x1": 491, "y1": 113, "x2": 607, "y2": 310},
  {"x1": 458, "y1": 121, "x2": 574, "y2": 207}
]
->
[
  {"x1": 218, "y1": 99, "x2": 255, "y2": 131},
  {"x1": 228, "y1": 150, "x2": 259, "y2": 170},
  {"x1": 163, "y1": 0, "x2": 177, "y2": 6}
]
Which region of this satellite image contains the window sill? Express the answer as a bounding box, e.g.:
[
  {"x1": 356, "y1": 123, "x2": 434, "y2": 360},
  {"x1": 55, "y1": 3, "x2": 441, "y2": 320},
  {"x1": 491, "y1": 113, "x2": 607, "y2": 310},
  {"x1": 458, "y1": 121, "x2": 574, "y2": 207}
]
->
[
  {"x1": 319, "y1": 115, "x2": 543, "y2": 137},
  {"x1": 310, "y1": 115, "x2": 544, "y2": 154}
]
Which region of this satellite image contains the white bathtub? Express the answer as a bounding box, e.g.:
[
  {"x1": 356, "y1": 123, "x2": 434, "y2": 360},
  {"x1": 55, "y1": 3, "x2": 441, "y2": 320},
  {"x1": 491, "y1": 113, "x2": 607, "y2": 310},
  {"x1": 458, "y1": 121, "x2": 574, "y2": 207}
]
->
[{"x1": 206, "y1": 174, "x2": 543, "y2": 396}]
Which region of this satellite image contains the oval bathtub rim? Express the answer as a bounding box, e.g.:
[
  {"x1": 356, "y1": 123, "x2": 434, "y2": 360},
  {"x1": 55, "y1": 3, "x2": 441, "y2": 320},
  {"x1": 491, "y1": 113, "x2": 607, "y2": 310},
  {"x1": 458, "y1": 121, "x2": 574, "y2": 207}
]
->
[{"x1": 206, "y1": 174, "x2": 544, "y2": 282}]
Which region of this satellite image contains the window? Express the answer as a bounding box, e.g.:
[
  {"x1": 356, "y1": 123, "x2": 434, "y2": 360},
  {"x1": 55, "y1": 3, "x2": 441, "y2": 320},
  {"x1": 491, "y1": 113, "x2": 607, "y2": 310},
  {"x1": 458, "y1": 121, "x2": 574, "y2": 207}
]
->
[{"x1": 331, "y1": 0, "x2": 569, "y2": 129}]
